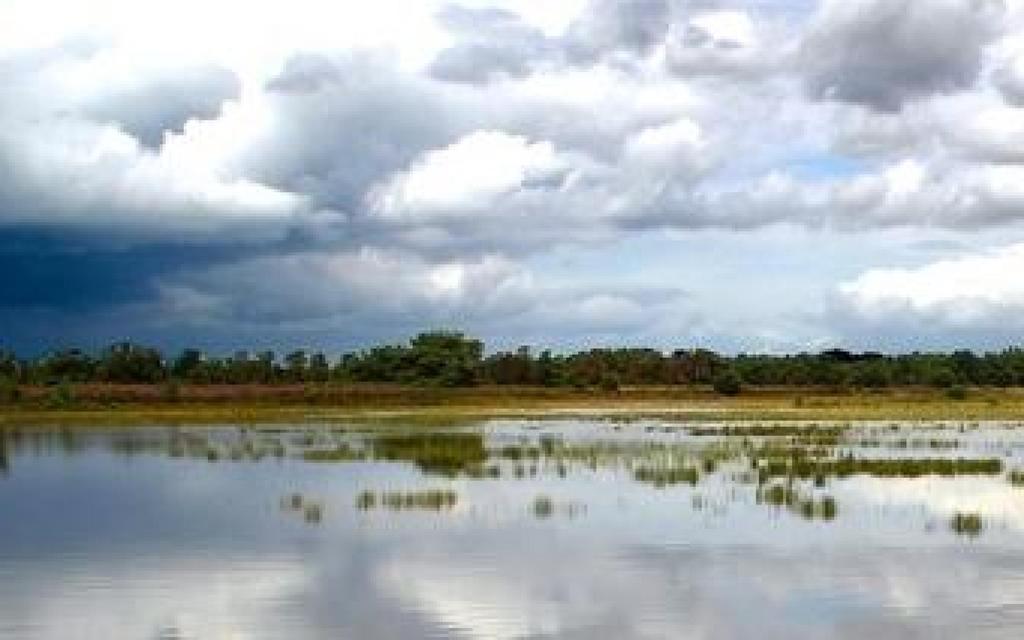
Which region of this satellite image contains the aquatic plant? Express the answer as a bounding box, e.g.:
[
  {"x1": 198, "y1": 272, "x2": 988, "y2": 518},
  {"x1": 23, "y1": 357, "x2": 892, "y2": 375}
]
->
[
  {"x1": 356, "y1": 489, "x2": 459, "y2": 511},
  {"x1": 951, "y1": 512, "x2": 983, "y2": 537},
  {"x1": 757, "y1": 483, "x2": 837, "y2": 521},
  {"x1": 280, "y1": 493, "x2": 324, "y2": 524},
  {"x1": 532, "y1": 495, "x2": 554, "y2": 518},
  {"x1": 756, "y1": 456, "x2": 1002, "y2": 481},
  {"x1": 302, "y1": 444, "x2": 365, "y2": 462},
  {"x1": 303, "y1": 503, "x2": 323, "y2": 523},
  {"x1": 634, "y1": 465, "x2": 699, "y2": 488},
  {"x1": 355, "y1": 490, "x2": 377, "y2": 510},
  {"x1": 370, "y1": 432, "x2": 487, "y2": 476}
]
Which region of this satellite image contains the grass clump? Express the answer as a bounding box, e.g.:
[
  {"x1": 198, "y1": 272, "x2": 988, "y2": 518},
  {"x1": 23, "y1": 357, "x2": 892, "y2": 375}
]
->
[
  {"x1": 532, "y1": 495, "x2": 554, "y2": 519},
  {"x1": 634, "y1": 465, "x2": 699, "y2": 487},
  {"x1": 951, "y1": 512, "x2": 983, "y2": 537},
  {"x1": 302, "y1": 444, "x2": 365, "y2": 462},
  {"x1": 757, "y1": 456, "x2": 1002, "y2": 480},
  {"x1": 355, "y1": 489, "x2": 459, "y2": 511},
  {"x1": 758, "y1": 483, "x2": 838, "y2": 521},
  {"x1": 370, "y1": 432, "x2": 487, "y2": 476}
]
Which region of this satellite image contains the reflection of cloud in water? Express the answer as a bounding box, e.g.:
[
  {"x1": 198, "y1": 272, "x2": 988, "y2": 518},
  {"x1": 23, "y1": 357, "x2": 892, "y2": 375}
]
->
[
  {"x1": 840, "y1": 476, "x2": 1024, "y2": 530},
  {"x1": 0, "y1": 555, "x2": 311, "y2": 639},
  {"x1": 373, "y1": 538, "x2": 1024, "y2": 639}
]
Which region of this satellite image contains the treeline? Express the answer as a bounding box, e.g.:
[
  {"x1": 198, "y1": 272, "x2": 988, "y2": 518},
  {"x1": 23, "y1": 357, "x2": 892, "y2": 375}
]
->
[{"x1": 3, "y1": 331, "x2": 1024, "y2": 392}]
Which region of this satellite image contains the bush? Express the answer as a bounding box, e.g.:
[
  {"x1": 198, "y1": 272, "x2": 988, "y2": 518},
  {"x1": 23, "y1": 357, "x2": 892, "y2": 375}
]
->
[
  {"x1": 712, "y1": 369, "x2": 742, "y2": 396},
  {"x1": 929, "y1": 368, "x2": 957, "y2": 389},
  {"x1": 46, "y1": 379, "x2": 76, "y2": 409},
  {"x1": 0, "y1": 376, "x2": 19, "y2": 404}
]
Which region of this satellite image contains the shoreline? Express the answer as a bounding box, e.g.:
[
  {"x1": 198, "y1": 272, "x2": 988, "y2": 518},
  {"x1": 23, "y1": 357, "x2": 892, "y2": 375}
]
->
[{"x1": 4, "y1": 384, "x2": 1024, "y2": 426}]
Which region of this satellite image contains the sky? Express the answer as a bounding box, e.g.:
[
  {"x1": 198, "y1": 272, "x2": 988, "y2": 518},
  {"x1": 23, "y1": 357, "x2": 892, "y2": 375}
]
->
[{"x1": 2, "y1": 0, "x2": 1024, "y2": 355}]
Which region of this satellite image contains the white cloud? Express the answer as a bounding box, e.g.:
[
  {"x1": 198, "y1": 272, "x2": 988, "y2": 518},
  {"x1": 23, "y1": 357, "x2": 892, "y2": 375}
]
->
[
  {"x1": 4, "y1": 0, "x2": 1024, "y2": 349},
  {"x1": 837, "y1": 242, "x2": 1024, "y2": 328},
  {"x1": 369, "y1": 130, "x2": 569, "y2": 218}
]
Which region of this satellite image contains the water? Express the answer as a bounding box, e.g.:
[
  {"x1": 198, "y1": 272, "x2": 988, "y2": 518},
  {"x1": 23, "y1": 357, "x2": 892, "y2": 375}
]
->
[{"x1": 3, "y1": 419, "x2": 1024, "y2": 639}]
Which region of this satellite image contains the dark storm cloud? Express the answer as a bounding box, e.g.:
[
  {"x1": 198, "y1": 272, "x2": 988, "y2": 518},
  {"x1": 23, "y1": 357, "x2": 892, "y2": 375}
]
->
[
  {"x1": 0, "y1": 229, "x2": 245, "y2": 312},
  {"x1": 3, "y1": 0, "x2": 1024, "y2": 353},
  {"x1": 800, "y1": 0, "x2": 1005, "y2": 111},
  {"x1": 86, "y1": 66, "x2": 240, "y2": 148}
]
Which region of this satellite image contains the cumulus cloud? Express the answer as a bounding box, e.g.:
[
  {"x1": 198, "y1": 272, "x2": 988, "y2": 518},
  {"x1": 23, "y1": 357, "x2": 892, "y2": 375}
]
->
[
  {"x1": 3, "y1": 0, "x2": 1024, "y2": 350},
  {"x1": 994, "y1": 56, "x2": 1024, "y2": 105},
  {"x1": 428, "y1": 6, "x2": 556, "y2": 83},
  {"x1": 836, "y1": 242, "x2": 1024, "y2": 331},
  {"x1": 85, "y1": 65, "x2": 240, "y2": 148},
  {"x1": 801, "y1": 0, "x2": 1006, "y2": 111},
  {"x1": 665, "y1": 9, "x2": 785, "y2": 78},
  {"x1": 368, "y1": 130, "x2": 571, "y2": 219}
]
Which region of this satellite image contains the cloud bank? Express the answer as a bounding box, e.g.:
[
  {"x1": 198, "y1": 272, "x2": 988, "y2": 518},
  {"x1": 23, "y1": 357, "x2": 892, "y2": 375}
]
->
[{"x1": 3, "y1": 0, "x2": 1024, "y2": 352}]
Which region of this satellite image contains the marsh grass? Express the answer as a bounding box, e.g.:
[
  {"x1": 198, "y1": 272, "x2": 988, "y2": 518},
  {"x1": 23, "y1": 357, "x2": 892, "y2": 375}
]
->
[
  {"x1": 302, "y1": 444, "x2": 365, "y2": 462},
  {"x1": 280, "y1": 493, "x2": 325, "y2": 524},
  {"x1": 756, "y1": 456, "x2": 1002, "y2": 481},
  {"x1": 355, "y1": 489, "x2": 458, "y2": 511},
  {"x1": 757, "y1": 483, "x2": 838, "y2": 521},
  {"x1": 951, "y1": 512, "x2": 984, "y2": 537},
  {"x1": 634, "y1": 465, "x2": 700, "y2": 487},
  {"x1": 369, "y1": 432, "x2": 487, "y2": 476},
  {"x1": 530, "y1": 494, "x2": 585, "y2": 519},
  {"x1": 532, "y1": 495, "x2": 554, "y2": 518}
]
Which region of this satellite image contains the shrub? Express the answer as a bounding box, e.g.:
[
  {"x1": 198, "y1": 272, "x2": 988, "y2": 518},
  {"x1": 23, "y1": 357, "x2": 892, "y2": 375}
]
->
[
  {"x1": 712, "y1": 369, "x2": 743, "y2": 396},
  {"x1": 0, "y1": 376, "x2": 19, "y2": 404},
  {"x1": 46, "y1": 379, "x2": 75, "y2": 409}
]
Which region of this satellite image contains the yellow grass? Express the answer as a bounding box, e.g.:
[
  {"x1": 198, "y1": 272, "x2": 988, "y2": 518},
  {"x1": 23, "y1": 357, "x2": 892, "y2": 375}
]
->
[{"x1": 3, "y1": 384, "x2": 1024, "y2": 427}]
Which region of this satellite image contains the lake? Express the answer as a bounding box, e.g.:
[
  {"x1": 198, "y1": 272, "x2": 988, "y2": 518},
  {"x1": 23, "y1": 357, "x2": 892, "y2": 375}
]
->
[{"x1": 3, "y1": 419, "x2": 1024, "y2": 639}]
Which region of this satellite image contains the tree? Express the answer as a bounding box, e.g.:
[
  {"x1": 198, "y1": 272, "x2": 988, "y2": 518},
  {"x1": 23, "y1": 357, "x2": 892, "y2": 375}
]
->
[
  {"x1": 173, "y1": 349, "x2": 204, "y2": 379},
  {"x1": 96, "y1": 342, "x2": 165, "y2": 383},
  {"x1": 409, "y1": 331, "x2": 483, "y2": 386},
  {"x1": 284, "y1": 350, "x2": 308, "y2": 382},
  {"x1": 308, "y1": 352, "x2": 330, "y2": 383}
]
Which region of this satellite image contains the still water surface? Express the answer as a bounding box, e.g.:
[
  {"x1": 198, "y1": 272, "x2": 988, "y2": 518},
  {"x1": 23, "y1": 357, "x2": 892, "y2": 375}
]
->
[{"x1": 3, "y1": 419, "x2": 1024, "y2": 639}]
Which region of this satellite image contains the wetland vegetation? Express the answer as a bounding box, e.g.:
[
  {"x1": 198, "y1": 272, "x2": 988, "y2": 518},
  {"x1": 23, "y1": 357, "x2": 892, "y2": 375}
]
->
[
  {"x1": 7, "y1": 333, "x2": 1024, "y2": 426},
  {"x1": 4, "y1": 417, "x2": 1024, "y2": 638}
]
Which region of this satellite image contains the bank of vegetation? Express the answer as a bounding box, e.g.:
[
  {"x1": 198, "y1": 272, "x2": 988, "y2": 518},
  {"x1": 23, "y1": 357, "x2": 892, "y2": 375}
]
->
[{"x1": 4, "y1": 331, "x2": 1024, "y2": 419}]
